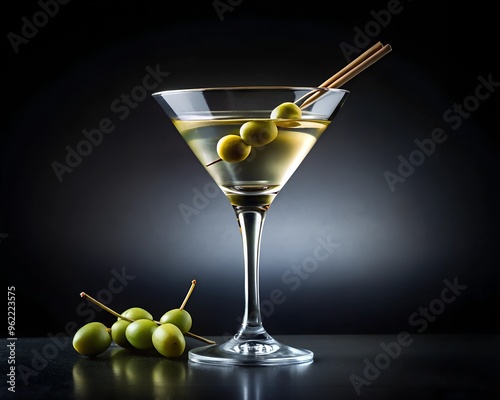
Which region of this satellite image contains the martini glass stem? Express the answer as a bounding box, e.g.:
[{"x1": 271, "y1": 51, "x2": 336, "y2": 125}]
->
[{"x1": 234, "y1": 206, "x2": 270, "y2": 340}]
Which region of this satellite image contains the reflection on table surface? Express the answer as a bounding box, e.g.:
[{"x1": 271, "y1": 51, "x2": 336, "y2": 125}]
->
[
  {"x1": 73, "y1": 346, "x2": 315, "y2": 399},
  {"x1": 6, "y1": 335, "x2": 499, "y2": 400}
]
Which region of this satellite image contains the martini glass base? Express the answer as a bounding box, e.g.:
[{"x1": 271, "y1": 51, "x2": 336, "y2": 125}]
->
[{"x1": 188, "y1": 336, "x2": 314, "y2": 366}]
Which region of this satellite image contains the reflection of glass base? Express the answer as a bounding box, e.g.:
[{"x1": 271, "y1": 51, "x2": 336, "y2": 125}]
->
[{"x1": 189, "y1": 337, "x2": 314, "y2": 366}]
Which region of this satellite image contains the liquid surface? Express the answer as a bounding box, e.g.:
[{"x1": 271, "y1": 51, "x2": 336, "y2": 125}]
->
[{"x1": 175, "y1": 113, "x2": 330, "y2": 207}]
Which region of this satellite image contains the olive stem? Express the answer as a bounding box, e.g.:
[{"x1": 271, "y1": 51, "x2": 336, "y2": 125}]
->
[
  {"x1": 185, "y1": 331, "x2": 216, "y2": 345},
  {"x1": 206, "y1": 158, "x2": 222, "y2": 167},
  {"x1": 80, "y1": 292, "x2": 134, "y2": 322},
  {"x1": 179, "y1": 279, "x2": 196, "y2": 310}
]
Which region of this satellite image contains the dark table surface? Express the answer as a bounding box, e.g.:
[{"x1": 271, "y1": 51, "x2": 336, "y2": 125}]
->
[{"x1": 2, "y1": 334, "x2": 499, "y2": 400}]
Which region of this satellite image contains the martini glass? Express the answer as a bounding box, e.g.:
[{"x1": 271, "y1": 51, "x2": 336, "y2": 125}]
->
[{"x1": 153, "y1": 86, "x2": 348, "y2": 366}]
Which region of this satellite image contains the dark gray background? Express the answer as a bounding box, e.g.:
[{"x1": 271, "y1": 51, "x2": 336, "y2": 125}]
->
[{"x1": 2, "y1": 0, "x2": 498, "y2": 338}]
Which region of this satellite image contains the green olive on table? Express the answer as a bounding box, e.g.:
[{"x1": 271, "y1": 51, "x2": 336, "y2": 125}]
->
[
  {"x1": 111, "y1": 319, "x2": 133, "y2": 349},
  {"x1": 159, "y1": 308, "x2": 192, "y2": 334},
  {"x1": 73, "y1": 322, "x2": 112, "y2": 357},
  {"x1": 118, "y1": 307, "x2": 153, "y2": 321},
  {"x1": 125, "y1": 319, "x2": 158, "y2": 350},
  {"x1": 152, "y1": 323, "x2": 186, "y2": 358}
]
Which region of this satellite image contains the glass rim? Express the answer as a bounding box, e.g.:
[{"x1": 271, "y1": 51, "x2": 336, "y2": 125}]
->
[{"x1": 152, "y1": 86, "x2": 349, "y2": 97}]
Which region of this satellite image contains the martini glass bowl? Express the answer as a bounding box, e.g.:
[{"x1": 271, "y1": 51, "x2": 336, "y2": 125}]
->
[{"x1": 153, "y1": 86, "x2": 348, "y2": 366}]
